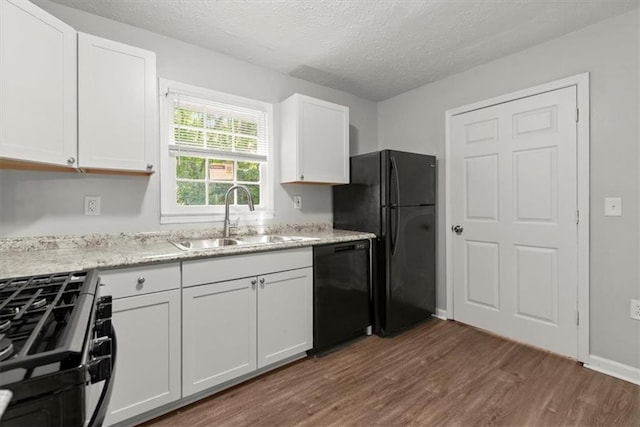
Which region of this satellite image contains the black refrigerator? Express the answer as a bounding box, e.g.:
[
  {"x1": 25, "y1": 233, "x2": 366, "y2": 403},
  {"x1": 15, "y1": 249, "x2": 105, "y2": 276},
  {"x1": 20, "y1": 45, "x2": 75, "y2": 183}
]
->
[{"x1": 333, "y1": 149, "x2": 436, "y2": 336}]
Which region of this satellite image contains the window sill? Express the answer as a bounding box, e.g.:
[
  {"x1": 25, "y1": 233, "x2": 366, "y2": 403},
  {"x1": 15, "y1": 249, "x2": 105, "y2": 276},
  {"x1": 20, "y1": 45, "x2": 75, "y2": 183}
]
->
[{"x1": 160, "y1": 209, "x2": 275, "y2": 225}]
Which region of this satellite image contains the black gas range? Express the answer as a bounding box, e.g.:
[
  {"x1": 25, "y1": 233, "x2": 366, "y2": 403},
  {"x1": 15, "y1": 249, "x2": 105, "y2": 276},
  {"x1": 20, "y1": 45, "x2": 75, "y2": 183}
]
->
[{"x1": 0, "y1": 269, "x2": 115, "y2": 427}]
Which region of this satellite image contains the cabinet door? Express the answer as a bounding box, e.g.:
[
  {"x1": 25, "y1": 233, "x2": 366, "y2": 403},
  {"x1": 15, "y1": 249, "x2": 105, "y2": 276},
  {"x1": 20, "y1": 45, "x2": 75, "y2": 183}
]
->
[
  {"x1": 299, "y1": 97, "x2": 349, "y2": 183},
  {"x1": 182, "y1": 278, "x2": 257, "y2": 397},
  {"x1": 0, "y1": 0, "x2": 77, "y2": 167},
  {"x1": 78, "y1": 33, "x2": 157, "y2": 172},
  {"x1": 104, "y1": 290, "x2": 181, "y2": 426},
  {"x1": 257, "y1": 267, "x2": 313, "y2": 369}
]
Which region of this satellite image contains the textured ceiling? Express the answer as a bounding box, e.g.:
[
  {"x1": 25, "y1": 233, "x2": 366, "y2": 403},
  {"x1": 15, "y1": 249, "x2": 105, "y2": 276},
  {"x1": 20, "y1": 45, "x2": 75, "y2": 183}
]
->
[{"x1": 49, "y1": 0, "x2": 639, "y2": 101}]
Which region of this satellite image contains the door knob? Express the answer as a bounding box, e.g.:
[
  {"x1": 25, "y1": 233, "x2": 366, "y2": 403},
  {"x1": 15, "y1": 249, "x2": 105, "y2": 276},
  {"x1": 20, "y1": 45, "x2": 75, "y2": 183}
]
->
[{"x1": 452, "y1": 225, "x2": 464, "y2": 235}]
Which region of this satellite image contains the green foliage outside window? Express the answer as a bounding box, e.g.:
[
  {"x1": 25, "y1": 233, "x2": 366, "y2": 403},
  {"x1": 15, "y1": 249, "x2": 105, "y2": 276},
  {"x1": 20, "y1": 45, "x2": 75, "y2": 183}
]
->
[
  {"x1": 176, "y1": 157, "x2": 205, "y2": 179},
  {"x1": 176, "y1": 156, "x2": 261, "y2": 206},
  {"x1": 173, "y1": 104, "x2": 264, "y2": 208},
  {"x1": 177, "y1": 181, "x2": 205, "y2": 205}
]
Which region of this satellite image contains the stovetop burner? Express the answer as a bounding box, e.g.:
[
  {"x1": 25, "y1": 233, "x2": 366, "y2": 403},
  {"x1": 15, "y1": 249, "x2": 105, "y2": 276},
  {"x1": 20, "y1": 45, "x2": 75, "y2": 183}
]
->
[
  {"x1": 0, "y1": 269, "x2": 115, "y2": 427},
  {"x1": 0, "y1": 270, "x2": 98, "y2": 374},
  {"x1": 0, "y1": 334, "x2": 14, "y2": 361},
  {"x1": 0, "y1": 319, "x2": 10, "y2": 333}
]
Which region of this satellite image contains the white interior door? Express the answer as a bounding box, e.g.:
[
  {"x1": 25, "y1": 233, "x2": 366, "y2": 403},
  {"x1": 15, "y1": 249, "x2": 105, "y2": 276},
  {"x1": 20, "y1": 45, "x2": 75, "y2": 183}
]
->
[{"x1": 451, "y1": 86, "x2": 578, "y2": 358}]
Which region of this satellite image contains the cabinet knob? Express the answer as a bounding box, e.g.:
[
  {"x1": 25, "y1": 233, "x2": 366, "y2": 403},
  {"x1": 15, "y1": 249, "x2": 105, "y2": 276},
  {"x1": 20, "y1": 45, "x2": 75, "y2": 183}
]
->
[
  {"x1": 251, "y1": 279, "x2": 257, "y2": 289},
  {"x1": 146, "y1": 163, "x2": 153, "y2": 170},
  {"x1": 259, "y1": 277, "x2": 265, "y2": 287},
  {"x1": 137, "y1": 277, "x2": 145, "y2": 289},
  {"x1": 67, "y1": 157, "x2": 76, "y2": 165},
  {"x1": 300, "y1": 174, "x2": 304, "y2": 180}
]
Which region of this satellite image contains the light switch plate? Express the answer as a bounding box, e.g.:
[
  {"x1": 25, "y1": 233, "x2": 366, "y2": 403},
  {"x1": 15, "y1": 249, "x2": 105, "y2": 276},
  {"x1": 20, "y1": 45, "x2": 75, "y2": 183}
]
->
[{"x1": 604, "y1": 197, "x2": 622, "y2": 217}]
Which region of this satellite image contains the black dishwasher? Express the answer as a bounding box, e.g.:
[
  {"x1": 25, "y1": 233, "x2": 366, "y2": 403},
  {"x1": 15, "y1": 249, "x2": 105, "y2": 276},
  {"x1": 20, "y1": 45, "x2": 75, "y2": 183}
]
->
[{"x1": 312, "y1": 240, "x2": 371, "y2": 353}]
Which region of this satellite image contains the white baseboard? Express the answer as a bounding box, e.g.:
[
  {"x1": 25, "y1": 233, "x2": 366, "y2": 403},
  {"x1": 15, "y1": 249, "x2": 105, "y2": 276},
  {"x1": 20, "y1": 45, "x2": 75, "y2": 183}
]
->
[
  {"x1": 584, "y1": 355, "x2": 640, "y2": 385},
  {"x1": 434, "y1": 308, "x2": 448, "y2": 320}
]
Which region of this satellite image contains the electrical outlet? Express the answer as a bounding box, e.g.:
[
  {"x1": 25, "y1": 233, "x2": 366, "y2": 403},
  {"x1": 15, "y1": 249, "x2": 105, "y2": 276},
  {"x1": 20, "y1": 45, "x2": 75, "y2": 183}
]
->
[
  {"x1": 631, "y1": 299, "x2": 640, "y2": 321},
  {"x1": 84, "y1": 196, "x2": 101, "y2": 216},
  {"x1": 293, "y1": 195, "x2": 302, "y2": 209}
]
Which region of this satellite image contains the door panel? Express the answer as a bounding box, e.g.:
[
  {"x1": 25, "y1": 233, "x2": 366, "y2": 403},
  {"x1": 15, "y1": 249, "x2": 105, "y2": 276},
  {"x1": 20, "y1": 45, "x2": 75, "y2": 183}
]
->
[
  {"x1": 465, "y1": 240, "x2": 500, "y2": 310},
  {"x1": 514, "y1": 245, "x2": 558, "y2": 324},
  {"x1": 451, "y1": 86, "x2": 578, "y2": 358},
  {"x1": 513, "y1": 147, "x2": 557, "y2": 222},
  {"x1": 386, "y1": 205, "x2": 436, "y2": 334},
  {"x1": 465, "y1": 154, "x2": 499, "y2": 221}
]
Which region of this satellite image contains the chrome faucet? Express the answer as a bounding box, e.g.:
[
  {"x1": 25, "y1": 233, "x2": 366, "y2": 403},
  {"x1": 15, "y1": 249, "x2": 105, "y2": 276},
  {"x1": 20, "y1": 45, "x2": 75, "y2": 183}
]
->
[{"x1": 223, "y1": 185, "x2": 255, "y2": 237}]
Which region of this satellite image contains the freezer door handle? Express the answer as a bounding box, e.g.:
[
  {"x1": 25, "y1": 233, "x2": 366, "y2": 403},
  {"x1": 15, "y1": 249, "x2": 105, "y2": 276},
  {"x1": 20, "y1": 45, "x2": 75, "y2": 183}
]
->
[{"x1": 390, "y1": 155, "x2": 401, "y2": 207}]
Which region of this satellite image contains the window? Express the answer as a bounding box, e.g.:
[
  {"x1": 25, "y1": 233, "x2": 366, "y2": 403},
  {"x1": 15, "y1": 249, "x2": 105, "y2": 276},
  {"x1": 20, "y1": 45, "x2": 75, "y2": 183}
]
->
[{"x1": 159, "y1": 79, "x2": 274, "y2": 223}]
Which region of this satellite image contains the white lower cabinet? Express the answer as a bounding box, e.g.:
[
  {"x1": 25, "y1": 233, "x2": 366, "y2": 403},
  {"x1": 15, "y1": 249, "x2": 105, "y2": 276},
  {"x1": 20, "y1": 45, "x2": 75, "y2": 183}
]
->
[
  {"x1": 257, "y1": 268, "x2": 313, "y2": 369},
  {"x1": 98, "y1": 248, "x2": 314, "y2": 424},
  {"x1": 181, "y1": 248, "x2": 313, "y2": 398},
  {"x1": 99, "y1": 265, "x2": 181, "y2": 426},
  {"x1": 182, "y1": 277, "x2": 257, "y2": 396}
]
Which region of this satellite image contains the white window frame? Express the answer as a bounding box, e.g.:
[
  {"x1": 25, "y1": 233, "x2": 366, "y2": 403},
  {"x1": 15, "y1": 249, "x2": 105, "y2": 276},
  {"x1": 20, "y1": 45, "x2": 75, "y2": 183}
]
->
[{"x1": 159, "y1": 78, "x2": 274, "y2": 224}]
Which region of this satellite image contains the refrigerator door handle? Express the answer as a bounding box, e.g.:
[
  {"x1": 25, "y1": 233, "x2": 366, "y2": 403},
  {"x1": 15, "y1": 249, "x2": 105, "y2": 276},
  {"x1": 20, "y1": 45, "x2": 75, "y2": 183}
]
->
[
  {"x1": 390, "y1": 206, "x2": 400, "y2": 256},
  {"x1": 390, "y1": 155, "x2": 400, "y2": 207}
]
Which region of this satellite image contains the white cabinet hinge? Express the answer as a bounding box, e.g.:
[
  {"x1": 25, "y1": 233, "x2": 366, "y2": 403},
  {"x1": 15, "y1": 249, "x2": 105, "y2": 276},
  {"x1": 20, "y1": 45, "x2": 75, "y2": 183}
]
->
[
  {"x1": 576, "y1": 210, "x2": 580, "y2": 225},
  {"x1": 576, "y1": 108, "x2": 579, "y2": 122},
  {"x1": 576, "y1": 310, "x2": 580, "y2": 326}
]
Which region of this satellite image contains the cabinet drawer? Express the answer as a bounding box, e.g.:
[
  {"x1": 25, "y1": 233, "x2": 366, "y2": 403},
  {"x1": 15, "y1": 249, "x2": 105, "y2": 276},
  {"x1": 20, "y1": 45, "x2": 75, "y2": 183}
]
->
[
  {"x1": 100, "y1": 263, "x2": 180, "y2": 299},
  {"x1": 183, "y1": 247, "x2": 312, "y2": 287}
]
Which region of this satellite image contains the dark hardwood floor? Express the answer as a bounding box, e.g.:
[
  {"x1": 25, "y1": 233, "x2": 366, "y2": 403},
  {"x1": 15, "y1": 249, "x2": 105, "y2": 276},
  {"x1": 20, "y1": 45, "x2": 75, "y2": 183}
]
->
[{"x1": 143, "y1": 319, "x2": 639, "y2": 426}]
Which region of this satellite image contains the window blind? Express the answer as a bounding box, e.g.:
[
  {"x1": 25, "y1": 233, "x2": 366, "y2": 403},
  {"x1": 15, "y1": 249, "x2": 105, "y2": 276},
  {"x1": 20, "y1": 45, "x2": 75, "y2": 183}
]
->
[{"x1": 166, "y1": 91, "x2": 268, "y2": 162}]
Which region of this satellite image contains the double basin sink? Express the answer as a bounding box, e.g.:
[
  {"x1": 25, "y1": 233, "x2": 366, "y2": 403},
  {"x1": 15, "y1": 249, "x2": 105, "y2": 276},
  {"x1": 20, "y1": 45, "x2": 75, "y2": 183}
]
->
[{"x1": 170, "y1": 235, "x2": 320, "y2": 251}]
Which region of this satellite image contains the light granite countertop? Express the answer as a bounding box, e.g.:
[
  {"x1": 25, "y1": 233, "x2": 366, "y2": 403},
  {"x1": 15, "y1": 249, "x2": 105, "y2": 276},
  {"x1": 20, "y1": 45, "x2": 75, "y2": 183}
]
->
[{"x1": 0, "y1": 224, "x2": 375, "y2": 278}]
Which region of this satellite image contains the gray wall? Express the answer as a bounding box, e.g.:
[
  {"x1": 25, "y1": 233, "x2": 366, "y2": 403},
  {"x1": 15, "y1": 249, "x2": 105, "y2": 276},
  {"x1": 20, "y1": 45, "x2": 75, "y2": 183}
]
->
[
  {"x1": 0, "y1": 0, "x2": 379, "y2": 237},
  {"x1": 378, "y1": 10, "x2": 640, "y2": 368}
]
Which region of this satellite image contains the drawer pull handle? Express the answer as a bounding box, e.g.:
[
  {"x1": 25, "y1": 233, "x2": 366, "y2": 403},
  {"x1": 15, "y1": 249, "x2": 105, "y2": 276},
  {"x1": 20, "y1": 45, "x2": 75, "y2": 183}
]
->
[{"x1": 137, "y1": 277, "x2": 146, "y2": 285}]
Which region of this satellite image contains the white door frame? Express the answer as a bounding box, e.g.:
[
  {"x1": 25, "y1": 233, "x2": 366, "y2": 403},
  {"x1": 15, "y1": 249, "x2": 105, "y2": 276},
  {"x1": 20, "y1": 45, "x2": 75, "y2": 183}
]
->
[{"x1": 445, "y1": 73, "x2": 590, "y2": 363}]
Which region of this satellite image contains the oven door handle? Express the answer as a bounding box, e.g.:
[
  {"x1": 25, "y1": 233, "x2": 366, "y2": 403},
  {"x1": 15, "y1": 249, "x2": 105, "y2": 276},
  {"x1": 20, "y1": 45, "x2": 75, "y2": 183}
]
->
[{"x1": 88, "y1": 326, "x2": 117, "y2": 427}]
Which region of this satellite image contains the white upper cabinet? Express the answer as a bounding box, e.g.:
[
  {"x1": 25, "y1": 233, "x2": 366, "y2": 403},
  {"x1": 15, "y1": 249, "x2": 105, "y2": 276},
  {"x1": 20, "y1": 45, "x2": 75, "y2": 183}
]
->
[
  {"x1": 0, "y1": 0, "x2": 77, "y2": 168},
  {"x1": 280, "y1": 94, "x2": 349, "y2": 184},
  {"x1": 78, "y1": 33, "x2": 157, "y2": 173}
]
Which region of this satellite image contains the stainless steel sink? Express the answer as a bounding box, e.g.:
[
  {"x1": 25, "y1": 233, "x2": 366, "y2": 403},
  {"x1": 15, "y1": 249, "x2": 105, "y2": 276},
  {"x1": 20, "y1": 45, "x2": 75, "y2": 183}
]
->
[
  {"x1": 170, "y1": 238, "x2": 240, "y2": 251},
  {"x1": 238, "y1": 235, "x2": 320, "y2": 245},
  {"x1": 170, "y1": 235, "x2": 320, "y2": 251},
  {"x1": 238, "y1": 235, "x2": 288, "y2": 244}
]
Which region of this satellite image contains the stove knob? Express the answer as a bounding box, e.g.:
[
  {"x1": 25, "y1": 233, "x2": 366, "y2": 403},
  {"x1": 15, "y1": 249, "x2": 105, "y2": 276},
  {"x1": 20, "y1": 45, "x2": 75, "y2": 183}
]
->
[
  {"x1": 96, "y1": 295, "x2": 112, "y2": 319},
  {"x1": 88, "y1": 355, "x2": 112, "y2": 383},
  {"x1": 98, "y1": 295, "x2": 112, "y2": 305},
  {"x1": 94, "y1": 318, "x2": 112, "y2": 338},
  {"x1": 91, "y1": 337, "x2": 112, "y2": 357}
]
